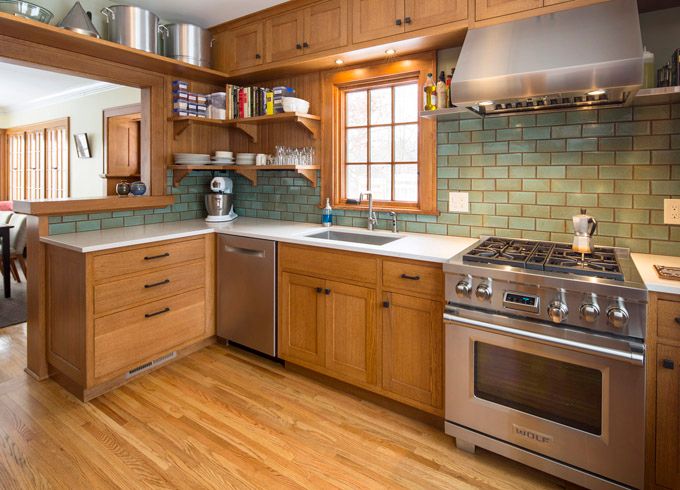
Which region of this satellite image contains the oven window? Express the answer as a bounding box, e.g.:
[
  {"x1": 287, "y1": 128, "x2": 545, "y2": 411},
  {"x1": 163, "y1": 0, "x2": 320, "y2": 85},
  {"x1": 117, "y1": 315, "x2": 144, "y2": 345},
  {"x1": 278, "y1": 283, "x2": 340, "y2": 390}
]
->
[{"x1": 474, "y1": 342, "x2": 602, "y2": 435}]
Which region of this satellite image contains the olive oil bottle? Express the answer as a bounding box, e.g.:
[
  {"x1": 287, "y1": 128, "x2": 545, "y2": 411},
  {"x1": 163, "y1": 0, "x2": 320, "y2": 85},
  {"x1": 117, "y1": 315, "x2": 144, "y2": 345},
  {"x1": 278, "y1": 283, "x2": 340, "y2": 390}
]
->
[{"x1": 423, "y1": 73, "x2": 437, "y2": 111}]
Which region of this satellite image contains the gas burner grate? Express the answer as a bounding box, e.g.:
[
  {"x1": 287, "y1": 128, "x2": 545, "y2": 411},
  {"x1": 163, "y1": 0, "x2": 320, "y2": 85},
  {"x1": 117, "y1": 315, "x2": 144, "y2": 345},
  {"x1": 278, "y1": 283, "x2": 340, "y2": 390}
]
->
[{"x1": 463, "y1": 237, "x2": 624, "y2": 280}]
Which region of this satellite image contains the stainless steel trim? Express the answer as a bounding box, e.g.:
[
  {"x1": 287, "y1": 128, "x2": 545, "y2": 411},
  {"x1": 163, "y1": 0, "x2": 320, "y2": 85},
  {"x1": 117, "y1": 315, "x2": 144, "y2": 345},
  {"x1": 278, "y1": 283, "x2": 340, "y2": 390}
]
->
[
  {"x1": 444, "y1": 311, "x2": 644, "y2": 365},
  {"x1": 445, "y1": 422, "x2": 634, "y2": 490}
]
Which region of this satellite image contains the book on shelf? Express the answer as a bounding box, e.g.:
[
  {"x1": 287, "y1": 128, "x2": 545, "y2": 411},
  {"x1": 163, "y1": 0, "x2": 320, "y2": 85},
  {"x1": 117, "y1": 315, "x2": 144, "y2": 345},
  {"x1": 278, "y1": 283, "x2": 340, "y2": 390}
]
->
[{"x1": 226, "y1": 84, "x2": 286, "y2": 120}]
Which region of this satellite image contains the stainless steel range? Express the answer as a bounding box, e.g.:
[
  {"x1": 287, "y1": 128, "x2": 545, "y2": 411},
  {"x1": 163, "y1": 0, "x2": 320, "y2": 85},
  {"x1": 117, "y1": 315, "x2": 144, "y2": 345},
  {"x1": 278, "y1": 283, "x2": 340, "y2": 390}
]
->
[{"x1": 443, "y1": 237, "x2": 647, "y2": 490}]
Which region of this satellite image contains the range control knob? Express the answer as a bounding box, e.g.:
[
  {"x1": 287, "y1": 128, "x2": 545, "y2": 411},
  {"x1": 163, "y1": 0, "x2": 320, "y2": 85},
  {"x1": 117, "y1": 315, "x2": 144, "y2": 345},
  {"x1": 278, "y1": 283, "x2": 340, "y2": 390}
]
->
[
  {"x1": 475, "y1": 282, "x2": 492, "y2": 301},
  {"x1": 579, "y1": 303, "x2": 600, "y2": 323},
  {"x1": 607, "y1": 306, "x2": 629, "y2": 329},
  {"x1": 455, "y1": 280, "x2": 472, "y2": 297},
  {"x1": 548, "y1": 301, "x2": 569, "y2": 323}
]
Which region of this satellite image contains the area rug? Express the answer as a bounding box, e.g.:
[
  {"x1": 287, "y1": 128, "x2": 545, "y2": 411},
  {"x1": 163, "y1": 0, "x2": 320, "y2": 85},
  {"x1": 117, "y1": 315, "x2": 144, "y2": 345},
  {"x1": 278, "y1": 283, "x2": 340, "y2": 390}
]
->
[{"x1": 0, "y1": 281, "x2": 27, "y2": 328}]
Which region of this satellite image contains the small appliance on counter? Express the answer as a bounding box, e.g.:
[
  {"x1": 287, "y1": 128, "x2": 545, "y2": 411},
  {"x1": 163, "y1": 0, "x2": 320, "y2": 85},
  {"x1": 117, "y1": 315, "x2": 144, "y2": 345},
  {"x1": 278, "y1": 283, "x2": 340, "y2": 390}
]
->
[
  {"x1": 572, "y1": 208, "x2": 598, "y2": 254},
  {"x1": 205, "y1": 176, "x2": 237, "y2": 222}
]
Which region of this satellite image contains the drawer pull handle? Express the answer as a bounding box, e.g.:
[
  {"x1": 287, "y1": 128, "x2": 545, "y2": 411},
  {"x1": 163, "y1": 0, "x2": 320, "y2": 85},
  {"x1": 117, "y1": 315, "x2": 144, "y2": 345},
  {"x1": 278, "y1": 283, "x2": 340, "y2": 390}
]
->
[
  {"x1": 662, "y1": 359, "x2": 675, "y2": 370},
  {"x1": 145, "y1": 307, "x2": 170, "y2": 318},
  {"x1": 400, "y1": 273, "x2": 420, "y2": 281},
  {"x1": 144, "y1": 279, "x2": 170, "y2": 289},
  {"x1": 675, "y1": 317, "x2": 680, "y2": 325},
  {"x1": 144, "y1": 252, "x2": 170, "y2": 261}
]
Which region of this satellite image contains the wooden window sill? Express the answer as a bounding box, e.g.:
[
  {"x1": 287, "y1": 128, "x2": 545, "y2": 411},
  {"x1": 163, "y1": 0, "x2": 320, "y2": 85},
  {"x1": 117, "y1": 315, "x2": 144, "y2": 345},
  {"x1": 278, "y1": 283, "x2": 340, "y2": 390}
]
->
[
  {"x1": 13, "y1": 195, "x2": 175, "y2": 216},
  {"x1": 330, "y1": 203, "x2": 439, "y2": 216}
]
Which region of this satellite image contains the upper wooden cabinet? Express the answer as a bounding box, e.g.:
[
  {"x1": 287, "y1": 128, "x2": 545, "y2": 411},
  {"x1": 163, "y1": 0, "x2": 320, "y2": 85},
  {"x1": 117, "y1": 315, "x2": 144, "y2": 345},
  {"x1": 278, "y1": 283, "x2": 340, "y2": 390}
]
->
[
  {"x1": 352, "y1": 0, "x2": 404, "y2": 44},
  {"x1": 403, "y1": 0, "x2": 467, "y2": 32},
  {"x1": 106, "y1": 113, "x2": 140, "y2": 178},
  {"x1": 475, "y1": 0, "x2": 543, "y2": 21},
  {"x1": 214, "y1": 21, "x2": 264, "y2": 72},
  {"x1": 265, "y1": 0, "x2": 348, "y2": 64}
]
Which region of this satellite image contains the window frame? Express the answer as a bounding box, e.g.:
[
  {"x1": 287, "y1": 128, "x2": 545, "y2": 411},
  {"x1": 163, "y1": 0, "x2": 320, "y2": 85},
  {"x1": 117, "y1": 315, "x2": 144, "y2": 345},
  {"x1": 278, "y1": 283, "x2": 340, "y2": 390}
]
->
[{"x1": 321, "y1": 53, "x2": 437, "y2": 215}]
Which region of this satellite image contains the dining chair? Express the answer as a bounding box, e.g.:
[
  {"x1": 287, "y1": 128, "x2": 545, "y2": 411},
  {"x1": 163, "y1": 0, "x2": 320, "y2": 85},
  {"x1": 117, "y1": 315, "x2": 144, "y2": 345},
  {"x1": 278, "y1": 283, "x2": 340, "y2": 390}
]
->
[{"x1": 6, "y1": 213, "x2": 27, "y2": 282}]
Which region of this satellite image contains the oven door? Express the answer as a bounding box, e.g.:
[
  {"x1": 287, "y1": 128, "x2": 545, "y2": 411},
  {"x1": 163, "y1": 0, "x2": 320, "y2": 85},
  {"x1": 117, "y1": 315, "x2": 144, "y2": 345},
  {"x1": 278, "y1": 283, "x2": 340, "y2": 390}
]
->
[{"x1": 444, "y1": 307, "x2": 645, "y2": 489}]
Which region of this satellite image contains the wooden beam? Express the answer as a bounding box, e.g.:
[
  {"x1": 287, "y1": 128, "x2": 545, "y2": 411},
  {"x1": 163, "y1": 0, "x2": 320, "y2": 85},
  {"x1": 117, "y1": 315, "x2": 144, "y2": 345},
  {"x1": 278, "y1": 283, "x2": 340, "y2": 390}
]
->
[{"x1": 13, "y1": 196, "x2": 175, "y2": 216}]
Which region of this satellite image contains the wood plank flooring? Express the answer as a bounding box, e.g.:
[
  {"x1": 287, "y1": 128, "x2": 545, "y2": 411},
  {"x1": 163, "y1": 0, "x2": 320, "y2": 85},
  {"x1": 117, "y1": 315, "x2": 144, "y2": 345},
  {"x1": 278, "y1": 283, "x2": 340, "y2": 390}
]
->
[{"x1": 0, "y1": 323, "x2": 565, "y2": 489}]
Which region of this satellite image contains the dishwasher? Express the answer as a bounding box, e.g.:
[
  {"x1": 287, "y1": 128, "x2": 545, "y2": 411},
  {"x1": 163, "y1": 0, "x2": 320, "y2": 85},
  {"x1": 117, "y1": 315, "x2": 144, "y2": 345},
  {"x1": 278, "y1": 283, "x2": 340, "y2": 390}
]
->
[{"x1": 217, "y1": 234, "x2": 277, "y2": 357}]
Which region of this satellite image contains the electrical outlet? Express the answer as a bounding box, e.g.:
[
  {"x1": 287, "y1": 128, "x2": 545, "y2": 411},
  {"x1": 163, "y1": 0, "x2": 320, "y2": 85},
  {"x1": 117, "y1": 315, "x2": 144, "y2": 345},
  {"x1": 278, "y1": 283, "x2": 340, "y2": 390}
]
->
[
  {"x1": 449, "y1": 192, "x2": 469, "y2": 213},
  {"x1": 665, "y1": 199, "x2": 680, "y2": 225}
]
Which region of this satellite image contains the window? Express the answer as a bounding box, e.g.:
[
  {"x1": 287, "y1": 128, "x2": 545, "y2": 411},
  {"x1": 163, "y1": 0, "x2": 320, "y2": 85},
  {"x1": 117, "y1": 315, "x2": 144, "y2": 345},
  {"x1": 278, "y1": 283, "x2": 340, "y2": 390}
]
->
[{"x1": 322, "y1": 54, "x2": 437, "y2": 214}]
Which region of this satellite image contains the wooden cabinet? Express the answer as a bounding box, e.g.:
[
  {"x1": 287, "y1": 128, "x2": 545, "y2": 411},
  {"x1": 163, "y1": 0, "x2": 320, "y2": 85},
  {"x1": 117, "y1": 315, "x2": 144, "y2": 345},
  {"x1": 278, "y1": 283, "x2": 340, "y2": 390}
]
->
[
  {"x1": 216, "y1": 22, "x2": 264, "y2": 72},
  {"x1": 475, "y1": 0, "x2": 542, "y2": 20},
  {"x1": 382, "y1": 292, "x2": 442, "y2": 410},
  {"x1": 352, "y1": 0, "x2": 404, "y2": 43},
  {"x1": 278, "y1": 243, "x2": 443, "y2": 415},
  {"x1": 654, "y1": 343, "x2": 680, "y2": 489},
  {"x1": 265, "y1": 0, "x2": 347, "y2": 64},
  {"x1": 106, "y1": 113, "x2": 140, "y2": 177},
  {"x1": 45, "y1": 235, "x2": 215, "y2": 401},
  {"x1": 403, "y1": 0, "x2": 467, "y2": 32}
]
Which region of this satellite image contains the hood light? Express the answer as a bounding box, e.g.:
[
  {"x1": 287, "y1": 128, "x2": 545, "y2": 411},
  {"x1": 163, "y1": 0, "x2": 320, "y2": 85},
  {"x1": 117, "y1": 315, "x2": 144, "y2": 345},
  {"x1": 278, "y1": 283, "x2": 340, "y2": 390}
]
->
[
  {"x1": 478, "y1": 100, "x2": 494, "y2": 106},
  {"x1": 385, "y1": 48, "x2": 396, "y2": 55},
  {"x1": 587, "y1": 89, "x2": 606, "y2": 96},
  {"x1": 335, "y1": 59, "x2": 344, "y2": 65}
]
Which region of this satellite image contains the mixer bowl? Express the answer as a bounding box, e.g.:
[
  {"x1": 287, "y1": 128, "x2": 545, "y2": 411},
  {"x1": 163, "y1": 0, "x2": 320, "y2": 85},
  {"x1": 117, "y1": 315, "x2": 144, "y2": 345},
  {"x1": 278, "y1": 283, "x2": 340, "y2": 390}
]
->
[{"x1": 205, "y1": 193, "x2": 233, "y2": 216}]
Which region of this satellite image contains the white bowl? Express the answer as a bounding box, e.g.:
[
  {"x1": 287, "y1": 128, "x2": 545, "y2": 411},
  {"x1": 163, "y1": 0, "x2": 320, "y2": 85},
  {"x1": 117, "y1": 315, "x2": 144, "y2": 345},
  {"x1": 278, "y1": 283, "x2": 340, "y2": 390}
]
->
[
  {"x1": 282, "y1": 97, "x2": 310, "y2": 114},
  {"x1": 214, "y1": 151, "x2": 233, "y2": 158}
]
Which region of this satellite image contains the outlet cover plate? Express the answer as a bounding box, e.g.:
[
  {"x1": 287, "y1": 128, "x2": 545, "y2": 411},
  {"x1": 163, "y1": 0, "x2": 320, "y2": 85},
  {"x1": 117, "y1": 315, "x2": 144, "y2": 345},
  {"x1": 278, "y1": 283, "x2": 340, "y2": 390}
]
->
[
  {"x1": 664, "y1": 199, "x2": 680, "y2": 225},
  {"x1": 449, "y1": 192, "x2": 469, "y2": 213}
]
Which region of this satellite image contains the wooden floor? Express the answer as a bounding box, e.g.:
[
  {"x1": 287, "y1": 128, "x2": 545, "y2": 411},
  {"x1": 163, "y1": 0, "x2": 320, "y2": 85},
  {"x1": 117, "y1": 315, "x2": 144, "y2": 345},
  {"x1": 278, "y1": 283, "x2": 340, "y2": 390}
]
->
[{"x1": 0, "y1": 323, "x2": 565, "y2": 489}]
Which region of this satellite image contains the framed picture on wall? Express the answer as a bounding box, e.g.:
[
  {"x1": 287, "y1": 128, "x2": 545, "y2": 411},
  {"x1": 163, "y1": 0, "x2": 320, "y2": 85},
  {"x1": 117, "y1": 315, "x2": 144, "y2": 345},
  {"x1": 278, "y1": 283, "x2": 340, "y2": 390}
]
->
[{"x1": 74, "y1": 133, "x2": 91, "y2": 158}]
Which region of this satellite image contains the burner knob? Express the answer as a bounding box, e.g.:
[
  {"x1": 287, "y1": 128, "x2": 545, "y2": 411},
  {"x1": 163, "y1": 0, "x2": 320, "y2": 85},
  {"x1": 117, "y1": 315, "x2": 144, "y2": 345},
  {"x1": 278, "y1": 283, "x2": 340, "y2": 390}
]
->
[
  {"x1": 607, "y1": 306, "x2": 629, "y2": 329},
  {"x1": 580, "y1": 303, "x2": 600, "y2": 323},
  {"x1": 548, "y1": 301, "x2": 569, "y2": 323},
  {"x1": 455, "y1": 280, "x2": 472, "y2": 297},
  {"x1": 475, "y1": 282, "x2": 492, "y2": 301}
]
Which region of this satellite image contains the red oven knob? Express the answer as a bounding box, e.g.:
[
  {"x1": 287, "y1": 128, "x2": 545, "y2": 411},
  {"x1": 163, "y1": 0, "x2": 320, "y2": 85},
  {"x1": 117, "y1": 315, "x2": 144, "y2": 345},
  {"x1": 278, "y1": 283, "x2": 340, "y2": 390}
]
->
[{"x1": 548, "y1": 301, "x2": 568, "y2": 323}]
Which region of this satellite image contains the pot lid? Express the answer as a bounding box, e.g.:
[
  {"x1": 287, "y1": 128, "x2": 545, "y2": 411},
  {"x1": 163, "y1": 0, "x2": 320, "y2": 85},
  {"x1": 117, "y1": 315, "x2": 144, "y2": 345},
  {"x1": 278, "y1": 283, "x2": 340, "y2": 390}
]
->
[{"x1": 58, "y1": 2, "x2": 100, "y2": 39}]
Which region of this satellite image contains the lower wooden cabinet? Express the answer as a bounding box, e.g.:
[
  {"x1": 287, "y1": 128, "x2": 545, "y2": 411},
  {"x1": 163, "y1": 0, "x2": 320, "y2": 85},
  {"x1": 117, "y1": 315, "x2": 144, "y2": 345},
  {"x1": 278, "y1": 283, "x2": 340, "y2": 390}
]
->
[
  {"x1": 278, "y1": 243, "x2": 443, "y2": 415},
  {"x1": 45, "y1": 235, "x2": 215, "y2": 401}
]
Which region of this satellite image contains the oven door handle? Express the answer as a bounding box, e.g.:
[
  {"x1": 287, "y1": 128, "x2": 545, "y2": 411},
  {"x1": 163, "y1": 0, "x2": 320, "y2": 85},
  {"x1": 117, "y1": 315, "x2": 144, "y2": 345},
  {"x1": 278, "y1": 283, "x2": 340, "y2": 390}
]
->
[{"x1": 444, "y1": 312, "x2": 644, "y2": 366}]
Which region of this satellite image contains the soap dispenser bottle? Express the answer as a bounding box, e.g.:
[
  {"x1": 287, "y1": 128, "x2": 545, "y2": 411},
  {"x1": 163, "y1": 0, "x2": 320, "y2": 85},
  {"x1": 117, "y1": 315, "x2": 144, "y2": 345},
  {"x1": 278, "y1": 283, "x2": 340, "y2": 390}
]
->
[{"x1": 322, "y1": 198, "x2": 333, "y2": 227}]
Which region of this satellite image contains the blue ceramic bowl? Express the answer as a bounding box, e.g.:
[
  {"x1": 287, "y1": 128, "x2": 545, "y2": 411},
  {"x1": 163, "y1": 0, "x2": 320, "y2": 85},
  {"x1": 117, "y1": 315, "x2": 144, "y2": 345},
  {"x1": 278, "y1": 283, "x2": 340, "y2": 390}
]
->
[{"x1": 130, "y1": 181, "x2": 147, "y2": 196}]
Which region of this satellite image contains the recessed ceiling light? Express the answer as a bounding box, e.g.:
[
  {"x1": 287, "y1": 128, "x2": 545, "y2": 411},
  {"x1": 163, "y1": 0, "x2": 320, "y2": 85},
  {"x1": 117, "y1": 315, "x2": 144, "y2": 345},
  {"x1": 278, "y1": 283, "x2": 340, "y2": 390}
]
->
[
  {"x1": 335, "y1": 59, "x2": 344, "y2": 65},
  {"x1": 385, "y1": 48, "x2": 396, "y2": 55},
  {"x1": 478, "y1": 100, "x2": 494, "y2": 106},
  {"x1": 587, "y1": 89, "x2": 606, "y2": 96}
]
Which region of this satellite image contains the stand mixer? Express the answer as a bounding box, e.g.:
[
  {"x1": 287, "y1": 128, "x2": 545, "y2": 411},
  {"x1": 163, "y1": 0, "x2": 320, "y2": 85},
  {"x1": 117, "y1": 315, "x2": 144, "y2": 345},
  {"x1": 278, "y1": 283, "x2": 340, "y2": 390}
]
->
[
  {"x1": 205, "y1": 176, "x2": 238, "y2": 222},
  {"x1": 572, "y1": 208, "x2": 597, "y2": 254}
]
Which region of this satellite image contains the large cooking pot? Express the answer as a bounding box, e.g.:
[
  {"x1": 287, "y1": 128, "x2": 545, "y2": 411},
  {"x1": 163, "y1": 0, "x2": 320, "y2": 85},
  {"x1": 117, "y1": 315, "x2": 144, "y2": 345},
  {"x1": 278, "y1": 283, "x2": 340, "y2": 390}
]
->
[
  {"x1": 101, "y1": 5, "x2": 159, "y2": 54},
  {"x1": 159, "y1": 23, "x2": 212, "y2": 68}
]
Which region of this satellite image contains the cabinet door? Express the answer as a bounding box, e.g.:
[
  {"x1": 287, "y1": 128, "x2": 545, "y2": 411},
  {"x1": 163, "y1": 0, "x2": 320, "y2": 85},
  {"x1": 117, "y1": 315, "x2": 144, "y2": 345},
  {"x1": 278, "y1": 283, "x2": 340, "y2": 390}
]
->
[
  {"x1": 279, "y1": 272, "x2": 326, "y2": 367},
  {"x1": 404, "y1": 0, "x2": 467, "y2": 31},
  {"x1": 264, "y1": 10, "x2": 303, "y2": 63},
  {"x1": 382, "y1": 292, "x2": 442, "y2": 409},
  {"x1": 543, "y1": 0, "x2": 572, "y2": 5},
  {"x1": 226, "y1": 22, "x2": 264, "y2": 71},
  {"x1": 475, "y1": 0, "x2": 543, "y2": 21},
  {"x1": 107, "y1": 114, "x2": 140, "y2": 177},
  {"x1": 656, "y1": 344, "x2": 680, "y2": 489},
  {"x1": 351, "y1": 0, "x2": 404, "y2": 44},
  {"x1": 325, "y1": 280, "x2": 377, "y2": 385},
  {"x1": 303, "y1": 0, "x2": 348, "y2": 55}
]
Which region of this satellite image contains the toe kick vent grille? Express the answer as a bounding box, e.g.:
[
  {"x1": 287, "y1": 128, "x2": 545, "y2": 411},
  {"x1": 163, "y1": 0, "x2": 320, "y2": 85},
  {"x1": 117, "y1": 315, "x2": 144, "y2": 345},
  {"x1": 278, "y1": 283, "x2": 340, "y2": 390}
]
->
[{"x1": 126, "y1": 351, "x2": 177, "y2": 379}]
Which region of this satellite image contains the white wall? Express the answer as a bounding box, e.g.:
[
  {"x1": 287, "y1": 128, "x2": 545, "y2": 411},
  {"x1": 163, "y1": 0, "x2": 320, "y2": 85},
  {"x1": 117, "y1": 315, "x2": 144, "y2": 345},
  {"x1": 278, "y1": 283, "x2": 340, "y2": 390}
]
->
[{"x1": 0, "y1": 86, "x2": 141, "y2": 198}]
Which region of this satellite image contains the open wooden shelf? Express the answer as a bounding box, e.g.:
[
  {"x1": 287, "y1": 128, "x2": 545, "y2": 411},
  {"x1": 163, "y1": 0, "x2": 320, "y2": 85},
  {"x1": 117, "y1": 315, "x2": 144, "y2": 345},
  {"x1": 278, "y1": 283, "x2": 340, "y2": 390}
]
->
[
  {"x1": 0, "y1": 12, "x2": 231, "y2": 85},
  {"x1": 169, "y1": 164, "x2": 320, "y2": 188},
  {"x1": 13, "y1": 195, "x2": 175, "y2": 216},
  {"x1": 169, "y1": 112, "x2": 321, "y2": 142}
]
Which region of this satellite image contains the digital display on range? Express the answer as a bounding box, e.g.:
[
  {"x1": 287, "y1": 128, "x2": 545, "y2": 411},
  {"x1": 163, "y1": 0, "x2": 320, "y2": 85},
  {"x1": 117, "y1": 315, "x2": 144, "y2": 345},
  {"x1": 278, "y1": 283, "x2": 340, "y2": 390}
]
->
[{"x1": 503, "y1": 292, "x2": 540, "y2": 313}]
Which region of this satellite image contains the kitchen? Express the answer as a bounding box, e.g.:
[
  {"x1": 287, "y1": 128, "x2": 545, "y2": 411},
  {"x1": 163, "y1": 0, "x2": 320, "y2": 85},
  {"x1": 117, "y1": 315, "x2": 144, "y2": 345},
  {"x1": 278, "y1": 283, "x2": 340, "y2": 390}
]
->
[{"x1": 0, "y1": 0, "x2": 678, "y2": 488}]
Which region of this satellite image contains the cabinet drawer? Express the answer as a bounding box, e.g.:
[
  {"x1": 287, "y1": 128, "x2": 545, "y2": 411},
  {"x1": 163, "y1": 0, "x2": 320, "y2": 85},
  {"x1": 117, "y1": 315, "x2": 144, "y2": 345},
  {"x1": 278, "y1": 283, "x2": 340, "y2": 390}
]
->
[
  {"x1": 658, "y1": 299, "x2": 680, "y2": 342},
  {"x1": 279, "y1": 244, "x2": 378, "y2": 285},
  {"x1": 93, "y1": 238, "x2": 205, "y2": 281},
  {"x1": 382, "y1": 259, "x2": 443, "y2": 298},
  {"x1": 94, "y1": 288, "x2": 206, "y2": 379},
  {"x1": 94, "y1": 260, "x2": 205, "y2": 316}
]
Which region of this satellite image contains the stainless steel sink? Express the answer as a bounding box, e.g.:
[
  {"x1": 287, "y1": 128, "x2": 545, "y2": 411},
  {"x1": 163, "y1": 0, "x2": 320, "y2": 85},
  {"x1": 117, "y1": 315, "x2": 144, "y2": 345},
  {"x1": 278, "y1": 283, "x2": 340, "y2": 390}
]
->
[{"x1": 305, "y1": 230, "x2": 402, "y2": 246}]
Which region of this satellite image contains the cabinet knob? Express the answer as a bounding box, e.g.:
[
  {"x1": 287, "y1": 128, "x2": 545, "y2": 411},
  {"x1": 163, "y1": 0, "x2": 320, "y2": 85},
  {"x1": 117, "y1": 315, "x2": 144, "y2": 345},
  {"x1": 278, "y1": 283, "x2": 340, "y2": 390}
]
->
[
  {"x1": 395, "y1": 18, "x2": 402, "y2": 25},
  {"x1": 404, "y1": 16, "x2": 412, "y2": 24},
  {"x1": 296, "y1": 43, "x2": 302, "y2": 50},
  {"x1": 303, "y1": 41, "x2": 309, "y2": 48},
  {"x1": 383, "y1": 301, "x2": 390, "y2": 308},
  {"x1": 325, "y1": 288, "x2": 331, "y2": 295},
  {"x1": 662, "y1": 359, "x2": 675, "y2": 370},
  {"x1": 255, "y1": 53, "x2": 261, "y2": 59},
  {"x1": 316, "y1": 287, "x2": 323, "y2": 293},
  {"x1": 675, "y1": 317, "x2": 680, "y2": 325}
]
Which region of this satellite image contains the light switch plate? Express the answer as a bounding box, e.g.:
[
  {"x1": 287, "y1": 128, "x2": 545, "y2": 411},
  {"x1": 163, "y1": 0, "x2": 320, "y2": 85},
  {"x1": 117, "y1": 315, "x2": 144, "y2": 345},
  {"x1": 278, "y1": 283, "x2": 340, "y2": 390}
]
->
[
  {"x1": 449, "y1": 192, "x2": 469, "y2": 213},
  {"x1": 664, "y1": 199, "x2": 680, "y2": 225}
]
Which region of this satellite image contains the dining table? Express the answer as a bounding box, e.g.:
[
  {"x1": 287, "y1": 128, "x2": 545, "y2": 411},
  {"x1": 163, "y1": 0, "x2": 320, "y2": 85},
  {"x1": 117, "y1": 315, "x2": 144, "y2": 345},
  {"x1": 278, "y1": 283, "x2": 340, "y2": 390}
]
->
[{"x1": 0, "y1": 224, "x2": 12, "y2": 298}]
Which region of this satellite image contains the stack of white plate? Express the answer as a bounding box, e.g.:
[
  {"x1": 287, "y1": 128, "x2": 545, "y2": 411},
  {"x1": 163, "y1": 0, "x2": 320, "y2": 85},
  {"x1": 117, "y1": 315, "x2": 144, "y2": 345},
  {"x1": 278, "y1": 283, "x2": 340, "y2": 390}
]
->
[
  {"x1": 174, "y1": 153, "x2": 211, "y2": 164},
  {"x1": 212, "y1": 151, "x2": 235, "y2": 164},
  {"x1": 235, "y1": 153, "x2": 256, "y2": 166}
]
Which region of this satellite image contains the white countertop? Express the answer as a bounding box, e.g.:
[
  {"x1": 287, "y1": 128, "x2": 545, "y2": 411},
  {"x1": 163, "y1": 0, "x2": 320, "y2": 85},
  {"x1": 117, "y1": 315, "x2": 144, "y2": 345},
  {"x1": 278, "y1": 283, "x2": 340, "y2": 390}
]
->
[
  {"x1": 632, "y1": 253, "x2": 680, "y2": 295},
  {"x1": 41, "y1": 217, "x2": 478, "y2": 263}
]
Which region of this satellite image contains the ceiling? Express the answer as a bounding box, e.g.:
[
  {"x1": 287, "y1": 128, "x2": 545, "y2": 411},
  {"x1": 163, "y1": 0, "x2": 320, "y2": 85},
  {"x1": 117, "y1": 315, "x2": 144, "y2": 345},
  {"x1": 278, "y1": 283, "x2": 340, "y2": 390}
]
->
[
  {"x1": 131, "y1": 0, "x2": 289, "y2": 28},
  {"x1": 0, "y1": 62, "x2": 115, "y2": 114}
]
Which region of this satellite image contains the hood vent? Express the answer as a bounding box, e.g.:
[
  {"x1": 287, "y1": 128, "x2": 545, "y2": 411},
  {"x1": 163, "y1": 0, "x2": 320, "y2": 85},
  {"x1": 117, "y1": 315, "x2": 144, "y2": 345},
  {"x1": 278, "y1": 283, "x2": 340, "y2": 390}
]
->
[{"x1": 451, "y1": 0, "x2": 643, "y2": 117}]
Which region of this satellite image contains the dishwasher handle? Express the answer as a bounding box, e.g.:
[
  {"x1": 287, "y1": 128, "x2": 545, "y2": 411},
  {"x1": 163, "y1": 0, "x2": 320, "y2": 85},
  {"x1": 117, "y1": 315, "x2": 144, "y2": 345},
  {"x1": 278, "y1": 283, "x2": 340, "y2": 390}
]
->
[{"x1": 223, "y1": 244, "x2": 266, "y2": 258}]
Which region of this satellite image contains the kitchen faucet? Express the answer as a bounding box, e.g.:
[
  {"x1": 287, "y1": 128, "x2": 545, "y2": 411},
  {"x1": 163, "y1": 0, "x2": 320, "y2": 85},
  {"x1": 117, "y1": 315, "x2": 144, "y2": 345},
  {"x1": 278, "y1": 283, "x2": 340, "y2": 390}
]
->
[{"x1": 359, "y1": 191, "x2": 377, "y2": 231}]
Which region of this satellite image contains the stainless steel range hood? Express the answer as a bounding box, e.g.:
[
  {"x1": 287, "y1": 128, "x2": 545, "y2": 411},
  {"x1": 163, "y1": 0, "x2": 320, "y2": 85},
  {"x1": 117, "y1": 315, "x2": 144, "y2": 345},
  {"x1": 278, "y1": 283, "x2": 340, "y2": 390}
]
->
[{"x1": 450, "y1": 0, "x2": 643, "y2": 117}]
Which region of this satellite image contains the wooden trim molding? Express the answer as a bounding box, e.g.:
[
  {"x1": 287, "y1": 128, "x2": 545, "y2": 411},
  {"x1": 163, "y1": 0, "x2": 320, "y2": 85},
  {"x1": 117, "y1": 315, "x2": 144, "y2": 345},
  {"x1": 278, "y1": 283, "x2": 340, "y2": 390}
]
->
[
  {"x1": 321, "y1": 51, "x2": 437, "y2": 215},
  {"x1": 13, "y1": 195, "x2": 175, "y2": 216}
]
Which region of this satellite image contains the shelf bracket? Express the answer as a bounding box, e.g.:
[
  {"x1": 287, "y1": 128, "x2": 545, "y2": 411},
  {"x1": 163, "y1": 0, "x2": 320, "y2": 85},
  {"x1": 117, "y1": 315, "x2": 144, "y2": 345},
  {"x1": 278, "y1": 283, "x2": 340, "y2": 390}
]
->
[
  {"x1": 295, "y1": 117, "x2": 320, "y2": 139},
  {"x1": 235, "y1": 167, "x2": 258, "y2": 186},
  {"x1": 173, "y1": 119, "x2": 191, "y2": 139},
  {"x1": 297, "y1": 168, "x2": 318, "y2": 187},
  {"x1": 172, "y1": 169, "x2": 190, "y2": 187},
  {"x1": 234, "y1": 122, "x2": 258, "y2": 143}
]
